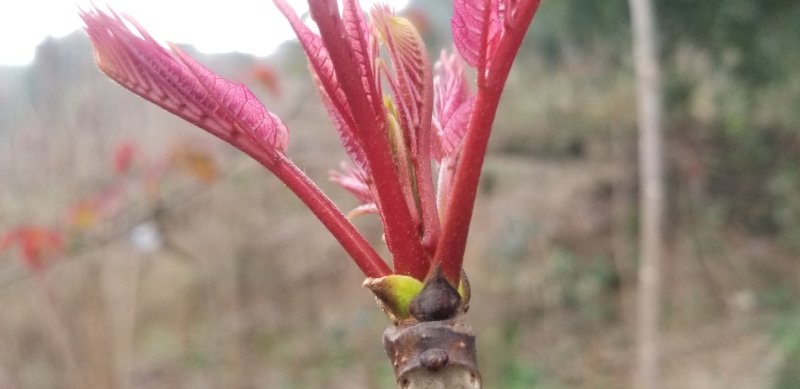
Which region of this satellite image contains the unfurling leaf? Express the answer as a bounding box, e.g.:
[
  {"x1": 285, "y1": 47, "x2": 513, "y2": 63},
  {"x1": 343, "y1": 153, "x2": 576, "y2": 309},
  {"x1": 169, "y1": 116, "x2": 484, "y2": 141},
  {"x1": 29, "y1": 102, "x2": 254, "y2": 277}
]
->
[
  {"x1": 372, "y1": 6, "x2": 431, "y2": 138},
  {"x1": 342, "y1": 0, "x2": 379, "y2": 107},
  {"x1": 274, "y1": 0, "x2": 355, "y2": 132},
  {"x1": 452, "y1": 0, "x2": 503, "y2": 68},
  {"x1": 330, "y1": 165, "x2": 373, "y2": 203},
  {"x1": 432, "y1": 51, "x2": 471, "y2": 161},
  {"x1": 314, "y1": 72, "x2": 370, "y2": 173},
  {"x1": 372, "y1": 6, "x2": 440, "y2": 256},
  {"x1": 364, "y1": 274, "x2": 425, "y2": 321},
  {"x1": 305, "y1": 0, "x2": 431, "y2": 279},
  {"x1": 436, "y1": 96, "x2": 474, "y2": 160},
  {"x1": 276, "y1": 0, "x2": 372, "y2": 178}
]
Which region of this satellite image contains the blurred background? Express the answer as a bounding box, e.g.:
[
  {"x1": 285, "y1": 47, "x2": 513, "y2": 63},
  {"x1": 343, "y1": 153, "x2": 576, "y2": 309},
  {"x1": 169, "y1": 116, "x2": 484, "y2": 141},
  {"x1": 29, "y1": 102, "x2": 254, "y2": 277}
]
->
[{"x1": 1, "y1": 0, "x2": 800, "y2": 388}]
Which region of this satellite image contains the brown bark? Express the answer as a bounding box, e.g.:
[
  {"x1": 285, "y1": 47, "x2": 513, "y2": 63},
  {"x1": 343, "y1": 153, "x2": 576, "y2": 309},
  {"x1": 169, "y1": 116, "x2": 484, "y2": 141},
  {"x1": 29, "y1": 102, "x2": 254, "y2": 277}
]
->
[
  {"x1": 383, "y1": 312, "x2": 480, "y2": 389},
  {"x1": 379, "y1": 269, "x2": 480, "y2": 388}
]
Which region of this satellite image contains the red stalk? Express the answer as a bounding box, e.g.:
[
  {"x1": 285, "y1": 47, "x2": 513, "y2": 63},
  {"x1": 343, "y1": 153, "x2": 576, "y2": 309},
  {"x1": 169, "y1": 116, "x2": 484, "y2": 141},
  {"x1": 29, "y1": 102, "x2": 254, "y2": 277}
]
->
[
  {"x1": 274, "y1": 159, "x2": 391, "y2": 278},
  {"x1": 369, "y1": 7, "x2": 438, "y2": 253},
  {"x1": 477, "y1": 0, "x2": 492, "y2": 86},
  {"x1": 308, "y1": 0, "x2": 428, "y2": 279},
  {"x1": 434, "y1": 0, "x2": 541, "y2": 285},
  {"x1": 413, "y1": 64, "x2": 440, "y2": 255},
  {"x1": 484, "y1": 1, "x2": 542, "y2": 91},
  {"x1": 238, "y1": 141, "x2": 391, "y2": 278}
]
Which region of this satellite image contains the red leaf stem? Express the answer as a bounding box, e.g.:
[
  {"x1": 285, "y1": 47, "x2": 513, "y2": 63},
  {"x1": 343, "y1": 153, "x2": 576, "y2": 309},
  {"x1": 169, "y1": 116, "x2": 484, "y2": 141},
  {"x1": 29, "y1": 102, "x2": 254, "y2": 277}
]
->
[
  {"x1": 435, "y1": 0, "x2": 541, "y2": 285},
  {"x1": 238, "y1": 142, "x2": 392, "y2": 278},
  {"x1": 83, "y1": 6, "x2": 390, "y2": 278},
  {"x1": 308, "y1": 0, "x2": 428, "y2": 279}
]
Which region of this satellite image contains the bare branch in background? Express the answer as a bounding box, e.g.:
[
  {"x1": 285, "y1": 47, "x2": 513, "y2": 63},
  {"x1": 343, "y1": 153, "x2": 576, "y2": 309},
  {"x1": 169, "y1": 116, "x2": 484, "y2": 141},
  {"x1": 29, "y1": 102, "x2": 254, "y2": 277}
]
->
[{"x1": 628, "y1": 0, "x2": 665, "y2": 387}]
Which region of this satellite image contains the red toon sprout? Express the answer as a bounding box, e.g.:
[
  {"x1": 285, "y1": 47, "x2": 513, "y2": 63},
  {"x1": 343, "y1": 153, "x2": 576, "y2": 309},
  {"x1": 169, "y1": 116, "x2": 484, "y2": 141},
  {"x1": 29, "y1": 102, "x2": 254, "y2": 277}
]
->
[{"x1": 81, "y1": 0, "x2": 540, "y2": 286}]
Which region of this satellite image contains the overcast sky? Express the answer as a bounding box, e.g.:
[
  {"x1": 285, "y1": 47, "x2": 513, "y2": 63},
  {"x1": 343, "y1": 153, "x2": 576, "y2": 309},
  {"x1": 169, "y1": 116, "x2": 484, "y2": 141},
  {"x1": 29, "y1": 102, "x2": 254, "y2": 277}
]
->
[{"x1": 0, "y1": 0, "x2": 409, "y2": 66}]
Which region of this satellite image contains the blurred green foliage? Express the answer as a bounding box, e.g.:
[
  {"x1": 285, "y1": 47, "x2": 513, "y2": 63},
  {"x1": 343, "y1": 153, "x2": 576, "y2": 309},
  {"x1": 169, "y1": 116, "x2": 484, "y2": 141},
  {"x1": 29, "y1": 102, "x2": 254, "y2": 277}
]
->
[
  {"x1": 524, "y1": 0, "x2": 800, "y2": 245},
  {"x1": 494, "y1": 1, "x2": 800, "y2": 383},
  {"x1": 533, "y1": 0, "x2": 800, "y2": 116},
  {"x1": 772, "y1": 310, "x2": 800, "y2": 388}
]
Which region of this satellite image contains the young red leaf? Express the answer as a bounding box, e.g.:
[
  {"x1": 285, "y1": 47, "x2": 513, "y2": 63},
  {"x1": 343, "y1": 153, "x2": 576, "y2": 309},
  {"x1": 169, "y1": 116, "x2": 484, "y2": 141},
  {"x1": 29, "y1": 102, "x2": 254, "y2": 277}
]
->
[
  {"x1": 329, "y1": 163, "x2": 379, "y2": 218},
  {"x1": 372, "y1": 6, "x2": 428, "y2": 137},
  {"x1": 273, "y1": 0, "x2": 355, "y2": 129},
  {"x1": 346, "y1": 203, "x2": 380, "y2": 219},
  {"x1": 451, "y1": 0, "x2": 537, "y2": 81},
  {"x1": 371, "y1": 6, "x2": 440, "y2": 253},
  {"x1": 433, "y1": 98, "x2": 472, "y2": 222},
  {"x1": 435, "y1": 97, "x2": 474, "y2": 160},
  {"x1": 274, "y1": 0, "x2": 371, "y2": 180},
  {"x1": 436, "y1": 0, "x2": 542, "y2": 284},
  {"x1": 342, "y1": 0, "x2": 381, "y2": 112},
  {"x1": 330, "y1": 163, "x2": 374, "y2": 205},
  {"x1": 83, "y1": 6, "x2": 391, "y2": 278},
  {"x1": 313, "y1": 72, "x2": 370, "y2": 173},
  {"x1": 171, "y1": 45, "x2": 289, "y2": 152},
  {"x1": 432, "y1": 51, "x2": 472, "y2": 161},
  {"x1": 81, "y1": 8, "x2": 288, "y2": 162},
  {"x1": 307, "y1": 0, "x2": 429, "y2": 279},
  {"x1": 451, "y1": 0, "x2": 504, "y2": 69},
  {"x1": 433, "y1": 95, "x2": 473, "y2": 218}
]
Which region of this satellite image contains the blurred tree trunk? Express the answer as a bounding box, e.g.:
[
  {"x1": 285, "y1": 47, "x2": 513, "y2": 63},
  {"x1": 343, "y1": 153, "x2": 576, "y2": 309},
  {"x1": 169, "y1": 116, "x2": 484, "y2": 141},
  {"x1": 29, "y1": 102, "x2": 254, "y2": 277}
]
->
[{"x1": 628, "y1": 0, "x2": 664, "y2": 388}]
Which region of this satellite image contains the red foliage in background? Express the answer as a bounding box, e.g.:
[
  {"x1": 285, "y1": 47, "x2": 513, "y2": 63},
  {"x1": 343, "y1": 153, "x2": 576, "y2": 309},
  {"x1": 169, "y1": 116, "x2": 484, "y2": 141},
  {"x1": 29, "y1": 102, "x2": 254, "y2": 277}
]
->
[
  {"x1": 0, "y1": 226, "x2": 64, "y2": 273},
  {"x1": 112, "y1": 140, "x2": 137, "y2": 175},
  {"x1": 250, "y1": 64, "x2": 282, "y2": 97}
]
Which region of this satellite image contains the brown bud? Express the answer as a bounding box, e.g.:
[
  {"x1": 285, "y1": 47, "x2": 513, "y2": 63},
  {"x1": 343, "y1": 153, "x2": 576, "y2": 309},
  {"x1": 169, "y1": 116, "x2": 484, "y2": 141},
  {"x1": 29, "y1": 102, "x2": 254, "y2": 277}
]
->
[
  {"x1": 420, "y1": 348, "x2": 449, "y2": 371},
  {"x1": 409, "y1": 267, "x2": 461, "y2": 322}
]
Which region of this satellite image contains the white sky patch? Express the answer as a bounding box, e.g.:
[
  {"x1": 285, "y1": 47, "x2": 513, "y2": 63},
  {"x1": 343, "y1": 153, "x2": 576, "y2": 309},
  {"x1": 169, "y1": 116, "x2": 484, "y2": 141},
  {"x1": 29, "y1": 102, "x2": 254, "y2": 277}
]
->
[{"x1": 0, "y1": 0, "x2": 409, "y2": 66}]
